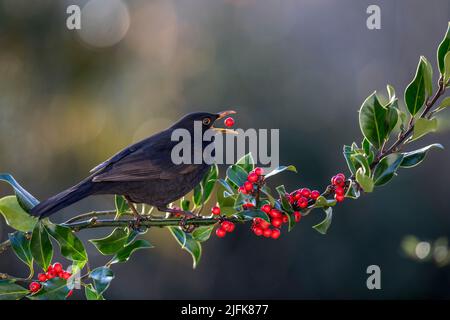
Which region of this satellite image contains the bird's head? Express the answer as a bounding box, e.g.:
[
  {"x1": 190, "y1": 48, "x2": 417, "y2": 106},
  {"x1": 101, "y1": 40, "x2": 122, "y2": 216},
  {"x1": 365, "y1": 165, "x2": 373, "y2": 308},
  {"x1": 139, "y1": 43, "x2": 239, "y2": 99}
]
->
[{"x1": 171, "y1": 111, "x2": 237, "y2": 134}]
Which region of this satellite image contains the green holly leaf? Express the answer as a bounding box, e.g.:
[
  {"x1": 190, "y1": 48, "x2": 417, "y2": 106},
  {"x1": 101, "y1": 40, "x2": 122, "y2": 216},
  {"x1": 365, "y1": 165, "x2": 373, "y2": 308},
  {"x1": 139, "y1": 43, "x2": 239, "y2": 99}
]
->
[
  {"x1": 437, "y1": 22, "x2": 450, "y2": 74},
  {"x1": 28, "y1": 278, "x2": 70, "y2": 300},
  {"x1": 351, "y1": 153, "x2": 371, "y2": 176},
  {"x1": 30, "y1": 221, "x2": 53, "y2": 271},
  {"x1": 444, "y1": 51, "x2": 450, "y2": 83},
  {"x1": 345, "y1": 181, "x2": 361, "y2": 199},
  {"x1": 0, "y1": 196, "x2": 37, "y2": 232},
  {"x1": 168, "y1": 227, "x2": 202, "y2": 269},
  {"x1": 226, "y1": 164, "x2": 249, "y2": 188},
  {"x1": 343, "y1": 145, "x2": 357, "y2": 175},
  {"x1": 411, "y1": 118, "x2": 438, "y2": 141},
  {"x1": 236, "y1": 153, "x2": 255, "y2": 173},
  {"x1": 110, "y1": 239, "x2": 153, "y2": 264},
  {"x1": 239, "y1": 209, "x2": 270, "y2": 223},
  {"x1": 275, "y1": 185, "x2": 293, "y2": 213},
  {"x1": 264, "y1": 165, "x2": 297, "y2": 179},
  {"x1": 359, "y1": 92, "x2": 389, "y2": 148},
  {"x1": 89, "y1": 267, "x2": 114, "y2": 295},
  {"x1": 115, "y1": 195, "x2": 129, "y2": 218},
  {"x1": 312, "y1": 207, "x2": 333, "y2": 235},
  {"x1": 8, "y1": 231, "x2": 33, "y2": 268},
  {"x1": 355, "y1": 168, "x2": 374, "y2": 193},
  {"x1": 313, "y1": 196, "x2": 337, "y2": 208},
  {"x1": 400, "y1": 143, "x2": 444, "y2": 168},
  {"x1": 0, "y1": 173, "x2": 39, "y2": 212},
  {"x1": 90, "y1": 227, "x2": 129, "y2": 255},
  {"x1": 45, "y1": 223, "x2": 87, "y2": 267},
  {"x1": 434, "y1": 97, "x2": 450, "y2": 113},
  {"x1": 193, "y1": 164, "x2": 218, "y2": 208},
  {"x1": 216, "y1": 182, "x2": 236, "y2": 216},
  {"x1": 373, "y1": 153, "x2": 405, "y2": 186},
  {"x1": 85, "y1": 284, "x2": 104, "y2": 300},
  {"x1": 405, "y1": 57, "x2": 431, "y2": 115},
  {"x1": 192, "y1": 226, "x2": 215, "y2": 242},
  {"x1": 180, "y1": 198, "x2": 191, "y2": 211},
  {"x1": 0, "y1": 280, "x2": 29, "y2": 300}
]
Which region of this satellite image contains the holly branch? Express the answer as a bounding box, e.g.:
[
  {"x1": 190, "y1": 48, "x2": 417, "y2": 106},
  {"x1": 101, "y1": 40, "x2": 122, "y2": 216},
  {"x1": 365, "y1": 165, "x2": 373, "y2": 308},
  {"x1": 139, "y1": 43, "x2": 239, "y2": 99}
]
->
[{"x1": 1, "y1": 23, "x2": 450, "y2": 300}]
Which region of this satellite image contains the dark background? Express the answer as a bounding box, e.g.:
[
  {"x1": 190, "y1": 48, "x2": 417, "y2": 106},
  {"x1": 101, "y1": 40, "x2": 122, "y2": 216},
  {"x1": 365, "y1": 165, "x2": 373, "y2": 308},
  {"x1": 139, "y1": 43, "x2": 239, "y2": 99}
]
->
[{"x1": 1, "y1": 0, "x2": 450, "y2": 299}]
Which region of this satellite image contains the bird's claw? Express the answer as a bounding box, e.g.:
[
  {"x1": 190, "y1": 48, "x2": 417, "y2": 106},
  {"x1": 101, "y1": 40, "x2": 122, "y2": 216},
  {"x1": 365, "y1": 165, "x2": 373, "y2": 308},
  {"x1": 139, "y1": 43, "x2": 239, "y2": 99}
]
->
[{"x1": 179, "y1": 216, "x2": 196, "y2": 233}]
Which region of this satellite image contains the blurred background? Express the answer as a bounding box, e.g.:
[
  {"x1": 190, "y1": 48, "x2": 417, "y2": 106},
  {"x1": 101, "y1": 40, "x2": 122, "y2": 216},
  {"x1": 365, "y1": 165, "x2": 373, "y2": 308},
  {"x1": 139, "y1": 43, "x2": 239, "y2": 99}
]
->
[{"x1": 1, "y1": 0, "x2": 450, "y2": 299}]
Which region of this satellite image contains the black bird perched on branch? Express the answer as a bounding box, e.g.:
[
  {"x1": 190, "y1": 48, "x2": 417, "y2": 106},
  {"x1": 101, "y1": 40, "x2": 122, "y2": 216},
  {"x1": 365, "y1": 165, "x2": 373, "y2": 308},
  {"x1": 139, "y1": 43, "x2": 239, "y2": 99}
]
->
[{"x1": 30, "y1": 111, "x2": 236, "y2": 220}]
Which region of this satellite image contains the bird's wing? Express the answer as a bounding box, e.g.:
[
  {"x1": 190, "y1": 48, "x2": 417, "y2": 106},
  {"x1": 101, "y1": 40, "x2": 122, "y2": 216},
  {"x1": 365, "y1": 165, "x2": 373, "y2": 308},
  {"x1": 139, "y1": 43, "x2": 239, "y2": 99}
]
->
[{"x1": 91, "y1": 138, "x2": 197, "y2": 182}]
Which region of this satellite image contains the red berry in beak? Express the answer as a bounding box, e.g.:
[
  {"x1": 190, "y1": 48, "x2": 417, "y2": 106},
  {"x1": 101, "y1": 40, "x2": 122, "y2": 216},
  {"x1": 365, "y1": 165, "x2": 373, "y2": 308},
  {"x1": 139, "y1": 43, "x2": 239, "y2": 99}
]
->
[{"x1": 224, "y1": 117, "x2": 235, "y2": 127}]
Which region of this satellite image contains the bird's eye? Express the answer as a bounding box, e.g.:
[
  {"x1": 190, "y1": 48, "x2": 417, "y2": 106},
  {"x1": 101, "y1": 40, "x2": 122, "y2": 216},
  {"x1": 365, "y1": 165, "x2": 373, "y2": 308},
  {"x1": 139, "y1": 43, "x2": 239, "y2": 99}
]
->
[{"x1": 202, "y1": 118, "x2": 211, "y2": 125}]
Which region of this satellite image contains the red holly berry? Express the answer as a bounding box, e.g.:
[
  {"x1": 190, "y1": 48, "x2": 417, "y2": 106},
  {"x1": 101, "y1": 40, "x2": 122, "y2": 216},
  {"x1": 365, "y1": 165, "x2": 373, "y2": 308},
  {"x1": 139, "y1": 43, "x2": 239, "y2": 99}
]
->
[
  {"x1": 292, "y1": 191, "x2": 301, "y2": 201},
  {"x1": 261, "y1": 204, "x2": 272, "y2": 214},
  {"x1": 310, "y1": 190, "x2": 320, "y2": 200},
  {"x1": 37, "y1": 273, "x2": 47, "y2": 282},
  {"x1": 211, "y1": 206, "x2": 221, "y2": 215},
  {"x1": 224, "y1": 117, "x2": 235, "y2": 127},
  {"x1": 247, "y1": 172, "x2": 259, "y2": 183},
  {"x1": 221, "y1": 221, "x2": 235, "y2": 233},
  {"x1": 53, "y1": 262, "x2": 63, "y2": 273},
  {"x1": 297, "y1": 197, "x2": 309, "y2": 209},
  {"x1": 294, "y1": 211, "x2": 302, "y2": 223},
  {"x1": 259, "y1": 219, "x2": 271, "y2": 229},
  {"x1": 29, "y1": 282, "x2": 41, "y2": 293},
  {"x1": 282, "y1": 215, "x2": 288, "y2": 223},
  {"x1": 216, "y1": 227, "x2": 227, "y2": 238},
  {"x1": 243, "y1": 203, "x2": 254, "y2": 210},
  {"x1": 335, "y1": 187, "x2": 345, "y2": 196},
  {"x1": 238, "y1": 186, "x2": 247, "y2": 194},
  {"x1": 271, "y1": 228, "x2": 281, "y2": 239},
  {"x1": 335, "y1": 194, "x2": 345, "y2": 202},
  {"x1": 47, "y1": 265, "x2": 53, "y2": 273},
  {"x1": 46, "y1": 270, "x2": 56, "y2": 279},
  {"x1": 62, "y1": 272, "x2": 71, "y2": 280},
  {"x1": 253, "y1": 227, "x2": 263, "y2": 236},
  {"x1": 300, "y1": 188, "x2": 311, "y2": 198},
  {"x1": 332, "y1": 174, "x2": 345, "y2": 187},
  {"x1": 269, "y1": 209, "x2": 282, "y2": 219},
  {"x1": 244, "y1": 181, "x2": 254, "y2": 192},
  {"x1": 271, "y1": 217, "x2": 283, "y2": 228},
  {"x1": 336, "y1": 173, "x2": 346, "y2": 180},
  {"x1": 263, "y1": 228, "x2": 273, "y2": 238},
  {"x1": 254, "y1": 167, "x2": 264, "y2": 176}
]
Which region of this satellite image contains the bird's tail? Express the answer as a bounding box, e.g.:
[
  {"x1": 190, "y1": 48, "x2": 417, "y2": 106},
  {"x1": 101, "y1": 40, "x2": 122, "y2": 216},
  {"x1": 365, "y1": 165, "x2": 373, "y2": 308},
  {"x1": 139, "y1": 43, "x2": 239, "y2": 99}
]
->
[{"x1": 30, "y1": 179, "x2": 94, "y2": 219}]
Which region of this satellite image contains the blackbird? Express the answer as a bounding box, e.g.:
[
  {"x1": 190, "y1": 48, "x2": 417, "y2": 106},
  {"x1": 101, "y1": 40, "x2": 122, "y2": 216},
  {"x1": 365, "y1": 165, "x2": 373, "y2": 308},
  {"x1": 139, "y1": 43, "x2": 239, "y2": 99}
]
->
[{"x1": 30, "y1": 111, "x2": 236, "y2": 219}]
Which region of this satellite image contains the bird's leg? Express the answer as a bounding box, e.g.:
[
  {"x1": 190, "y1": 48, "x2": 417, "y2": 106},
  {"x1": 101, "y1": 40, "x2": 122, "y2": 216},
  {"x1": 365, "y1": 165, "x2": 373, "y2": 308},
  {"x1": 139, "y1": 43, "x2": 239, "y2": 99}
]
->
[
  {"x1": 124, "y1": 196, "x2": 144, "y2": 226},
  {"x1": 158, "y1": 207, "x2": 196, "y2": 233}
]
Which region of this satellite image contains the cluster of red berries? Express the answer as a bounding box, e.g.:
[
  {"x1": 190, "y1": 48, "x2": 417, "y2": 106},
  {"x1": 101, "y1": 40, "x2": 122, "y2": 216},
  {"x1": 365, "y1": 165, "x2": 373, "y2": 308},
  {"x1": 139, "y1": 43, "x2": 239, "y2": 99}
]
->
[
  {"x1": 238, "y1": 167, "x2": 264, "y2": 195},
  {"x1": 250, "y1": 204, "x2": 301, "y2": 239},
  {"x1": 29, "y1": 262, "x2": 72, "y2": 294},
  {"x1": 215, "y1": 220, "x2": 236, "y2": 238},
  {"x1": 224, "y1": 117, "x2": 235, "y2": 127},
  {"x1": 330, "y1": 173, "x2": 346, "y2": 202},
  {"x1": 287, "y1": 187, "x2": 321, "y2": 210}
]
